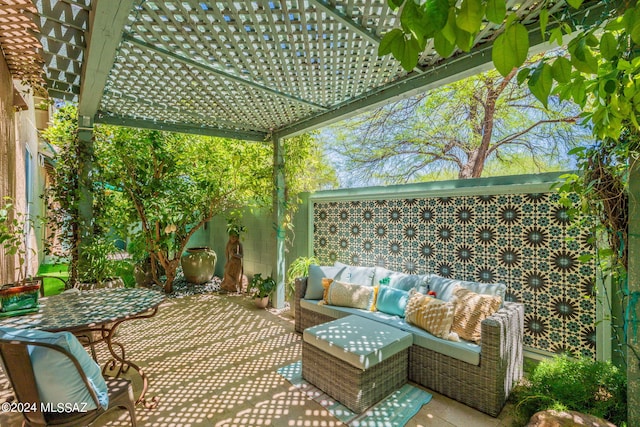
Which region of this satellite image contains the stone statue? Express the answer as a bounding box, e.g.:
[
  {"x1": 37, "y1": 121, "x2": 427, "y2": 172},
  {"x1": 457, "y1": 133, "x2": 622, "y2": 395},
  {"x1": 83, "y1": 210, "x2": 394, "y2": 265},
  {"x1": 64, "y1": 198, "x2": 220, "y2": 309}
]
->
[{"x1": 220, "y1": 233, "x2": 244, "y2": 292}]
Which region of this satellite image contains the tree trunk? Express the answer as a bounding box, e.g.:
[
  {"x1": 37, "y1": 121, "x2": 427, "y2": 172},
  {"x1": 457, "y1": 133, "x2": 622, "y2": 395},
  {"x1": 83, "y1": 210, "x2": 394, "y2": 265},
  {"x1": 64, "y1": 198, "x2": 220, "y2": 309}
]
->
[{"x1": 162, "y1": 258, "x2": 180, "y2": 293}]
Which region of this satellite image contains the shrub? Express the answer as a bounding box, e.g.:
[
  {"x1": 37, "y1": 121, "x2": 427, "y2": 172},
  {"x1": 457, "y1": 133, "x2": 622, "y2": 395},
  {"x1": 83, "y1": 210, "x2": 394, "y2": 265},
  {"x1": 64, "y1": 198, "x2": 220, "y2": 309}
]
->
[{"x1": 509, "y1": 356, "x2": 626, "y2": 426}]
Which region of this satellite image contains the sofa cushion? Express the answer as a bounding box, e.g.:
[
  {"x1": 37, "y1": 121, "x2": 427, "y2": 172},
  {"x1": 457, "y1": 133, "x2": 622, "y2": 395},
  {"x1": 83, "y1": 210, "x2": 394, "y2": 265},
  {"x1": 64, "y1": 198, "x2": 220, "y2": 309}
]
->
[
  {"x1": 428, "y1": 275, "x2": 506, "y2": 303},
  {"x1": 322, "y1": 280, "x2": 377, "y2": 310},
  {"x1": 303, "y1": 315, "x2": 412, "y2": 370},
  {"x1": 305, "y1": 264, "x2": 347, "y2": 299},
  {"x1": 405, "y1": 291, "x2": 457, "y2": 340},
  {"x1": 451, "y1": 285, "x2": 502, "y2": 343},
  {"x1": 333, "y1": 263, "x2": 376, "y2": 287},
  {"x1": 375, "y1": 286, "x2": 410, "y2": 317},
  {"x1": 299, "y1": 299, "x2": 481, "y2": 365},
  {"x1": 374, "y1": 267, "x2": 430, "y2": 292}
]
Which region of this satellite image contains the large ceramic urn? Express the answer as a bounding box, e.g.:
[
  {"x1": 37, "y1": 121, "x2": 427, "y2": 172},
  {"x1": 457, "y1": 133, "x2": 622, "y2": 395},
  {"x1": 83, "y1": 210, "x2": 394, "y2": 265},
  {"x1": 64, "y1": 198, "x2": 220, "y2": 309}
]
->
[{"x1": 181, "y1": 247, "x2": 217, "y2": 284}]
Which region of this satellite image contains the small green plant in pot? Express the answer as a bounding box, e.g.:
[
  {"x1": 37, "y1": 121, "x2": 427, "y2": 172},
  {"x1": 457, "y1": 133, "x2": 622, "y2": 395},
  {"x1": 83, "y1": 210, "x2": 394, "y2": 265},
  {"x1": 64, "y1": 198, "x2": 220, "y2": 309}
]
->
[
  {"x1": 286, "y1": 256, "x2": 319, "y2": 300},
  {"x1": 0, "y1": 197, "x2": 37, "y2": 285},
  {"x1": 0, "y1": 197, "x2": 40, "y2": 313},
  {"x1": 78, "y1": 236, "x2": 123, "y2": 289},
  {"x1": 249, "y1": 273, "x2": 276, "y2": 308}
]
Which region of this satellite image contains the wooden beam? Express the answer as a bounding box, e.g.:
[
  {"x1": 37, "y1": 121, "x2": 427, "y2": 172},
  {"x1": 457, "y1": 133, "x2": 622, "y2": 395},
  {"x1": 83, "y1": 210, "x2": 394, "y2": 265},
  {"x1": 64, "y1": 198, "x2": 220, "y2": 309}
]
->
[
  {"x1": 95, "y1": 114, "x2": 268, "y2": 142},
  {"x1": 77, "y1": 0, "x2": 134, "y2": 118},
  {"x1": 309, "y1": 0, "x2": 381, "y2": 45}
]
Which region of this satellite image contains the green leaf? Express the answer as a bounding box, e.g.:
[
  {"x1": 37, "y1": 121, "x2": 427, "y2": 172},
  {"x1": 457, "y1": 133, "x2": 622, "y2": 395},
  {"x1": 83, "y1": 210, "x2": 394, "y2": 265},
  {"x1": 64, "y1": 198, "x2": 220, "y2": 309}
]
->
[
  {"x1": 599, "y1": 32, "x2": 618, "y2": 60},
  {"x1": 424, "y1": 0, "x2": 450, "y2": 32},
  {"x1": 632, "y1": 19, "x2": 640, "y2": 45},
  {"x1": 456, "y1": 0, "x2": 484, "y2": 34},
  {"x1": 565, "y1": 0, "x2": 583, "y2": 8},
  {"x1": 378, "y1": 28, "x2": 404, "y2": 56},
  {"x1": 402, "y1": 0, "x2": 431, "y2": 40},
  {"x1": 492, "y1": 34, "x2": 511, "y2": 76},
  {"x1": 578, "y1": 254, "x2": 593, "y2": 263},
  {"x1": 603, "y1": 79, "x2": 617, "y2": 94},
  {"x1": 572, "y1": 80, "x2": 587, "y2": 106},
  {"x1": 549, "y1": 27, "x2": 563, "y2": 45},
  {"x1": 528, "y1": 62, "x2": 553, "y2": 108},
  {"x1": 441, "y1": 7, "x2": 457, "y2": 44},
  {"x1": 551, "y1": 56, "x2": 572, "y2": 83},
  {"x1": 387, "y1": 0, "x2": 405, "y2": 11},
  {"x1": 455, "y1": 26, "x2": 474, "y2": 52},
  {"x1": 434, "y1": 30, "x2": 455, "y2": 57},
  {"x1": 538, "y1": 8, "x2": 548, "y2": 40},
  {"x1": 486, "y1": 0, "x2": 506, "y2": 24},
  {"x1": 492, "y1": 23, "x2": 529, "y2": 76},
  {"x1": 400, "y1": 36, "x2": 421, "y2": 70},
  {"x1": 517, "y1": 68, "x2": 530, "y2": 85}
]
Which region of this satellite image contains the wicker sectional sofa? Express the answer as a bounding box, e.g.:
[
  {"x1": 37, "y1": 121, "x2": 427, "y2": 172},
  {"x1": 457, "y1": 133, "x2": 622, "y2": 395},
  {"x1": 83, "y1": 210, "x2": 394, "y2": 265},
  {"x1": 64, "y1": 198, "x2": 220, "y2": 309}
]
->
[{"x1": 294, "y1": 265, "x2": 525, "y2": 417}]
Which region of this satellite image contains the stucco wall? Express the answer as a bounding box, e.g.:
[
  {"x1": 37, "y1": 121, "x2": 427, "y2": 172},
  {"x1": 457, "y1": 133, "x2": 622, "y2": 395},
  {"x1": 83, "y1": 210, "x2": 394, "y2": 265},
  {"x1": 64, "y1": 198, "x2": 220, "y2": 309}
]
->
[{"x1": 0, "y1": 52, "x2": 16, "y2": 284}]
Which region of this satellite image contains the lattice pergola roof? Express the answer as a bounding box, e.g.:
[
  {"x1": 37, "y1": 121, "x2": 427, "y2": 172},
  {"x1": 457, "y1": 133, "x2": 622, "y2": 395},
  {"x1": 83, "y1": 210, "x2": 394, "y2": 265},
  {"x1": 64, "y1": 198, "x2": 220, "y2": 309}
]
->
[
  {"x1": 5, "y1": 0, "x2": 611, "y2": 140},
  {"x1": 0, "y1": 0, "x2": 43, "y2": 86}
]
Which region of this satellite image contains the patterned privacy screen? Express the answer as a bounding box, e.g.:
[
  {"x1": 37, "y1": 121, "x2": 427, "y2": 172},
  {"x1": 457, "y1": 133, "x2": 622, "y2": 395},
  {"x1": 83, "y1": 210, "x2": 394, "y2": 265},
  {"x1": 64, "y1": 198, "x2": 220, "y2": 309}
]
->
[{"x1": 312, "y1": 193, "x2": 597, "y2": 358}]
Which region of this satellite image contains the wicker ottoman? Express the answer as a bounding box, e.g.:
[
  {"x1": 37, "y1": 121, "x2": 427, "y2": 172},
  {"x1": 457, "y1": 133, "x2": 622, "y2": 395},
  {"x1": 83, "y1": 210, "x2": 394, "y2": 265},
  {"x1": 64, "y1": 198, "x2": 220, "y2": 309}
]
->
[{"x1": 302, "y1": 315, "x2": 412, "y2": 413}]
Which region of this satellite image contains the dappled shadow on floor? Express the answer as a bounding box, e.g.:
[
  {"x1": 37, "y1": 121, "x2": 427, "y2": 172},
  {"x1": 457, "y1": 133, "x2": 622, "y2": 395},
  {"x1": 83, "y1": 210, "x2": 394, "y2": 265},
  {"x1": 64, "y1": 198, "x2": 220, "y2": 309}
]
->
[
  {"x1": 0, "y1": 293, "x2": 342, "y2": 427},
  {"x1": 0, "y1": 292, "x2": 513, "y2": 426}
]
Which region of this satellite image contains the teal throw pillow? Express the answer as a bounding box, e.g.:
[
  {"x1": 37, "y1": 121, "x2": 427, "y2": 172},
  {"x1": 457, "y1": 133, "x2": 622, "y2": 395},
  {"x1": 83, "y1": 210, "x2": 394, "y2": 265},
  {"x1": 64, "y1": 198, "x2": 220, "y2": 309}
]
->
[
  {"x1": 0, "y1": 327, "x2": 108, "y2": 410},
  {"x1": 375, "y1": 286, "x2": 410, "y2": 317}
]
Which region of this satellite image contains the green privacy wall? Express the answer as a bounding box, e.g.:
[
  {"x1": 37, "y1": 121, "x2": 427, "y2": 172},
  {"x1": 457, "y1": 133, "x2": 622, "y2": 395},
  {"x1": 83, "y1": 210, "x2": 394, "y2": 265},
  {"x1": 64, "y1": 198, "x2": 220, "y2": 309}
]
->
[{"x1": 310, "y1": 175, "x2": 597, "y2": 358}]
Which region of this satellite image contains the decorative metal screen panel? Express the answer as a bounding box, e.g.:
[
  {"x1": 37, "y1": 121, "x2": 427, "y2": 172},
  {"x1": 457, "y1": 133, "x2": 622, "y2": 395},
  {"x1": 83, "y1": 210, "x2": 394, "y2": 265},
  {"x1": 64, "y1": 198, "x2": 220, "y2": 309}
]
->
[{"x1": 312, "y1": 193, "x2": 596, "y2": 358}]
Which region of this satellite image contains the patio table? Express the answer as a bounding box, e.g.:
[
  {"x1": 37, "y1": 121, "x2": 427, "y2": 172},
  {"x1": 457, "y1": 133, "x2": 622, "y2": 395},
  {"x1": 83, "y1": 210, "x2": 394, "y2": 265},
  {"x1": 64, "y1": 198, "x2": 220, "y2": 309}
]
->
[{"x1": 0, "y1": 287, "x2": 165, "y2": 408}]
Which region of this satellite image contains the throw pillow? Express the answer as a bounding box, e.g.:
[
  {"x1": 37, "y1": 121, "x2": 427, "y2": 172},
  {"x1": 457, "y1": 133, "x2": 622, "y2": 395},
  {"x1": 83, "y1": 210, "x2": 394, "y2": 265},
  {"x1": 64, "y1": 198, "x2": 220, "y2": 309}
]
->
[
  {"x1": 451, "y1": 285, "x2": 502, "y2": 343},
  {"x1": 0, "y1": 327, "x2": 108, "y2": 410},
  {"x1": 323, "y1": 280, "x2": 377, "y2": 310},
  {"x1": 375, "y1": 286, "x2": 410, "y2": 317},
  {"x1": 404, "y1": 290, "x2": 458, "y2": 340},
  {"x1": 305, "y1": 264, "x2": 346, "y2": 299},
  {"x1": 321, "y1": 277, "x2": 333, "y2": 302},
  {"x1": 339, "y1": 266, "x2": 376, "y2": 287},
  {"x1": 428, "y1": 275, "x2": 507, "y2": 303}
]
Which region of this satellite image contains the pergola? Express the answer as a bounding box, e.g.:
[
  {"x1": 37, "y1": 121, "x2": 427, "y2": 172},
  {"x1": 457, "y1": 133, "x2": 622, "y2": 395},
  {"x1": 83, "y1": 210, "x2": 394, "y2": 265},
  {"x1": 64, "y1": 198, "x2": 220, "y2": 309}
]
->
[{"x1": 0, "y1": 0, "x2": 614, "y2": 308}]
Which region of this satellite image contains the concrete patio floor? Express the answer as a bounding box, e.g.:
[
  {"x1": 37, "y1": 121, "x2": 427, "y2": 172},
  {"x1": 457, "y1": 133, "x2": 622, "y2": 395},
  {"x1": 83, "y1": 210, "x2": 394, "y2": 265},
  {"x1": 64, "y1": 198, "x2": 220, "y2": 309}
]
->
[{"x1": 0, "y1": 292, "x2": 517, "y2": 426}]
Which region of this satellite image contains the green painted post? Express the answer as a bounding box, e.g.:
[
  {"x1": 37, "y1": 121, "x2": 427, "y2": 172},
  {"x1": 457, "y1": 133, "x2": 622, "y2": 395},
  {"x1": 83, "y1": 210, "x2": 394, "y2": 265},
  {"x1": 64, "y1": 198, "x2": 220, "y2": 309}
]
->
[
  {"x1": 628, "y1": 158, "x2": 639, "y2": 426},
  {"x1": 272, "y1": 135, "x2": 286, "y2": 309},
  {"x1": 77, "y1": 119, "x2": 94, "y2": 278}
]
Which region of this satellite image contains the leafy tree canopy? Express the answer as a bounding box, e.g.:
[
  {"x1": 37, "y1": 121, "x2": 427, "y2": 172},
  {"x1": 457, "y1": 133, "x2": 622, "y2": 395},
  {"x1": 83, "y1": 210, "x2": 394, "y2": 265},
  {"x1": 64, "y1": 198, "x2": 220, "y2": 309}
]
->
[
  {"x1": 322, "y1": 65, "x2": 590, "y2": 186},
  {"x1": 380, "y1": 0, "x2": 639, "y2": 142},
  {"x1": 43, "y1": 105, "x2": 336, "y2": 291}
]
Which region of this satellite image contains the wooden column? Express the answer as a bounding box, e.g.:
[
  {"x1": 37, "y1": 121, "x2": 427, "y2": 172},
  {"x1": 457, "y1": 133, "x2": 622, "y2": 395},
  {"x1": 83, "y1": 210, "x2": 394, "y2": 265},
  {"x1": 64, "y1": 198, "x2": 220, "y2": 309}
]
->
[{"x1": 272, "y1": 135, "x2": 286, "y2": 309}]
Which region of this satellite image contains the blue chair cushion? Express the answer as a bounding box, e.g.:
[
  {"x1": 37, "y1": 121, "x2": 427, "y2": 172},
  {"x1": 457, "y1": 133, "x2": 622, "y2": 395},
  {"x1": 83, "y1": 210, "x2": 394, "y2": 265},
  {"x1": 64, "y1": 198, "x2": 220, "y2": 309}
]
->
[{"x1": 0, "y1": 327, "x2": 108, "y2": 410}]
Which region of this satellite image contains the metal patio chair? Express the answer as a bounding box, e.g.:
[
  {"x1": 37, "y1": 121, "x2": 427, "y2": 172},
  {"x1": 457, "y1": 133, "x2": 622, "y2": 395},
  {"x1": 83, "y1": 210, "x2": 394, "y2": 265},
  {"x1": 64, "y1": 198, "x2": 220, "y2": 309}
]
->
[{"x1": 0, "y1": 335, "x2": 136, "y2": 427}]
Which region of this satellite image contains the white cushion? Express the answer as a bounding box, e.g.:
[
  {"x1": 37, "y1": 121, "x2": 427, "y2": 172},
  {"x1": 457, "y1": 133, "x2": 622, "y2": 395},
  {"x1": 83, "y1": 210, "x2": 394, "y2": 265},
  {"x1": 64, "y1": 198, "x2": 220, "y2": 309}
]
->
[{"x1": 0, "y1": 327, "x2": 108, "y2": 410}]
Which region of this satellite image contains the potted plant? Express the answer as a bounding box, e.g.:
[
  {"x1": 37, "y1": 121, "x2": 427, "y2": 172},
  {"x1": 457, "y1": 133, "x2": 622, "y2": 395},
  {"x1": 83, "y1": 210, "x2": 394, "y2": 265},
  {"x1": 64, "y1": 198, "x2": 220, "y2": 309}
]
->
[
  {"x1": 249, "y1": 273, "x2": 276, "y2": 308},
  {"x1": 0, "y1": 197, "x2": 40, "y2": 315},
  {"x1": 286, "y1": 256, "x2": 319, "y2": 316},
  {"x1": 77, "y1": 236, "x2": 124, "y2": 290}
]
